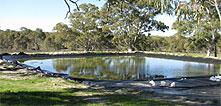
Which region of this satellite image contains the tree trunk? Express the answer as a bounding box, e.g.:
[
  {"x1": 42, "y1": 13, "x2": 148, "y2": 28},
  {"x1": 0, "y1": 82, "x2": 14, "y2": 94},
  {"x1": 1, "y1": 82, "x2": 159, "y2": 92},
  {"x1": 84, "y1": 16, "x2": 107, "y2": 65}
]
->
[
  {"x1": 128, "y1": 35, "x2": 133, "y2": 52},
  {"x1": 206, "y1": 49, "x2": 211, "y2": 57},
  {"x1": 206, "y1": 33, "x2": 215, "y2": 57},
  {"x1": 214, "y1": 43, "x2": 217, "y2": 57},
  {"x1": 128, "y1": 40, "x2": 133, "y2": 52},
  {"x1": 214, "y1": 0, "x2": 221, "y2": 26}
]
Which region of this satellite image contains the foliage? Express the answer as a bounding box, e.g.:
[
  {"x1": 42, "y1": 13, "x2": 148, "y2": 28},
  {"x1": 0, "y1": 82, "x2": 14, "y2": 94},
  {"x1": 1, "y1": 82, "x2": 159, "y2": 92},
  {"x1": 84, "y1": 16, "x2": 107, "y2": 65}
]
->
[
  {"x1": 101, "y1": 0, "x2": 169, "y2": 51},
  {"x1": 173, "y1": 0, "x2": 221, "y2": 56},
  {"x1": 0, "y1": 1, "x2": 221, "y2": 57},
  {"x1": 69, "y1": 4, "x2": 104, "y2": 51}
]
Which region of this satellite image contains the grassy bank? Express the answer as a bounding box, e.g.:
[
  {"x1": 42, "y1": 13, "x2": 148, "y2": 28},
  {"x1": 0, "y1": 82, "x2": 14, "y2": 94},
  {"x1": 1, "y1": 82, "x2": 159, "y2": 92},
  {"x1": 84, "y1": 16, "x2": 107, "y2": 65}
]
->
[
  {"x1": 0, "y1": 61, "x2": 183, "y2": 106},
  {"x1": 0, "y1": 75, "x2": 180, "y2": 106},
  {"x1": 147, "y1": 51, "x2": 221, "y2": 59}
]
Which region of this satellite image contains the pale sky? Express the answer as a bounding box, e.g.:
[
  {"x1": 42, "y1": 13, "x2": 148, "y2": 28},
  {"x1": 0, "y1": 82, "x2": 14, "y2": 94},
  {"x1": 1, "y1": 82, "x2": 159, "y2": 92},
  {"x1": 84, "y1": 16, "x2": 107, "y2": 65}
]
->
[
  {"x1": 0, "y1": 0, "x2": 176, "y2": 36},
  {"x1": 149, "y1": 14, "x2": 177, "y2": 36}
]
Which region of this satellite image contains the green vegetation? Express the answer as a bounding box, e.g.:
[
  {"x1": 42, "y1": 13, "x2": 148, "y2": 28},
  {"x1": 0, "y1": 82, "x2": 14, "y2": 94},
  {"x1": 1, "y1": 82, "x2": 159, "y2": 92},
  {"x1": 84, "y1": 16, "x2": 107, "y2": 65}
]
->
[
  {"x1": 0, "y1": 60, "x2": 185, "y2": 106},
  {"x1": 0, "y1": 73, "x2": 183, "y2": 106},
  {"x1": 0, "y1": 0, "x2": 220, "y2": 105},
  {"x1": 173, "y1": 0, "x2": 221, "y2": 57},
  {"x1": 0, "y1": 0, "x2": 220, "y2": 57},
  {"x1": 0, "y1": 29, "x2": 220, "y2": 57},
  {"x1": 153, "y1": 51, "x2": 221, "y2": 58}
]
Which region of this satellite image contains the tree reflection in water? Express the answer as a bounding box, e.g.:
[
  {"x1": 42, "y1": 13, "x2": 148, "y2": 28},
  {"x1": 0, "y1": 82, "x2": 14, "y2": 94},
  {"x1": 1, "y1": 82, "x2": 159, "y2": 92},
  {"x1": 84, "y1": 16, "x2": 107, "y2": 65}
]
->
[
  {"x1": 20, "y1": 56, "x2": 220, "y2": 80},
  {"x1": 52, "y1": 56, "x2": 154, "y2": 80}
]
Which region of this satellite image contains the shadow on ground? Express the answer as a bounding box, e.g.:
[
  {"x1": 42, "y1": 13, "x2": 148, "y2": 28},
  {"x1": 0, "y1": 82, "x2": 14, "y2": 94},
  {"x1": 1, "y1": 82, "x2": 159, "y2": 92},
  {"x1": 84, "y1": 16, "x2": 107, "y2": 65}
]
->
[
  {"x1": 0, "y1": 91, "x2": 88, "y2": 106},
  {"x1": 0, "y1": 88, "x2": 176, "y2": 106}
]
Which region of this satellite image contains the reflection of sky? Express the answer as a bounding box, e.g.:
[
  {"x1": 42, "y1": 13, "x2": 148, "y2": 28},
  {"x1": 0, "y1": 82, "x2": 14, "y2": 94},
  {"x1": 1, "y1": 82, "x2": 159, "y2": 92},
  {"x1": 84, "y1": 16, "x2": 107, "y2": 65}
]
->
[
  {"x1": 23, "y1": 59, "x2": 65, "y2": 74},
  {"x1": 22, "y1": 57, "x2": 221, "y2": 79},
  {"x1": 145, "y1": 57, "x2": 219, "y2": 78},
  {"x1": 145, "y1": 57, "x2": 185, "y2": 78}
]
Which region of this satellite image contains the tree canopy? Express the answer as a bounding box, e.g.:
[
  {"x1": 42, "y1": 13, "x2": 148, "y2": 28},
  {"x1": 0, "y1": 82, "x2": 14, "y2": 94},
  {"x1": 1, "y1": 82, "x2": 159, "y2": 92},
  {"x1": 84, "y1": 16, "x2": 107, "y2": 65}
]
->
[
  {"x1": 0, "y1": 0, "x2": 220, "y2": 57},
  {"x1": 173, "y1": 0, "x2": 221, "y2": 56}
]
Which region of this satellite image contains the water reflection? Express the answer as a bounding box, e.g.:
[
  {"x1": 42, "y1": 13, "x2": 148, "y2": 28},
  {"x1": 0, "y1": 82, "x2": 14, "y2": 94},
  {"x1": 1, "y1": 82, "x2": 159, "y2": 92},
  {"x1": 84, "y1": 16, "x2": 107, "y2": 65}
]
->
[
  {"x1": 52, "y1": 57, "x2": 151, "y2": 80},
  {"x1": 22, "y1": 56, "x2": 221, "y2": 80}
]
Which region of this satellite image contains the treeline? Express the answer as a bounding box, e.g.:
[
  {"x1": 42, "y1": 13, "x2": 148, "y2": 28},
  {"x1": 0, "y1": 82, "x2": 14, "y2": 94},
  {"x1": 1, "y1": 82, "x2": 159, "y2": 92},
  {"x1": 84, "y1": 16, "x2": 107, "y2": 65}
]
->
[
  {"x1": 0, "y1": 2, "x2": 220, "y2": 56},
  {"x1": 0, "y1": 27, "x2": 221, "y2": 54}
]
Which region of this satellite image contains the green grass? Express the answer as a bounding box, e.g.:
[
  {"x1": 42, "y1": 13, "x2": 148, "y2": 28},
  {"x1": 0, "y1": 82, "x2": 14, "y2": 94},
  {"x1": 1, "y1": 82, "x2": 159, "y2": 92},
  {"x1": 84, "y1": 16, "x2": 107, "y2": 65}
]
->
[
  {"x1": 0, "y1": 75, "x2": 184, "y2": 106},
  {"x1": 152, "y1": 51, "x2": 221, "y2": 58},
  {"x1": 105, "y1": 94, "x2": 180, "y2": 106}
]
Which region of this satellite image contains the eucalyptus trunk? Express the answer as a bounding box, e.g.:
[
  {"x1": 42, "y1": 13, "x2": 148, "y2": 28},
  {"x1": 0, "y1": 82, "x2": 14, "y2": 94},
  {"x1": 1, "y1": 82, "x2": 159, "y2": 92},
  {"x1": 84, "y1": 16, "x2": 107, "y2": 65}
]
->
[
  {"x1": 214, "y1": 43, "x2": 217, "y2": 57},
  {"x1": 206, "y1": 33, "x2": 215, "y2": 57},
  {"x1": 85, "y1": 34, "x2": 90, "y2": 51},
  {"x1": 214, "y1": 0, "x2": 221, "y2": 26},
  {"x1": 128, "y1": 36, "x2": 133, "y2": 52}
]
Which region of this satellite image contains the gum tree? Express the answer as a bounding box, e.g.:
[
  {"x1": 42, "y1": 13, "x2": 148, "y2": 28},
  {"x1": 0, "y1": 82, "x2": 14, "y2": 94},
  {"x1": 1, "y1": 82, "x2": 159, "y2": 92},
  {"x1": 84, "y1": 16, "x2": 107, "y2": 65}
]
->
[
  {"x1": 33, "y1": 28, "x2": 46, "y2": 50},
  {"x1": 174, "y1": 0, "x2": 221, "y2": 57},
  {"x1": 100, "y1": 0, "x2": 170, "y2": 51},
  {"x1": 69, "y1": 3, "x2": 101, "y2": 51},
  {"x1": 63, "y1": 0, "x2": 176, "y2": 51}
]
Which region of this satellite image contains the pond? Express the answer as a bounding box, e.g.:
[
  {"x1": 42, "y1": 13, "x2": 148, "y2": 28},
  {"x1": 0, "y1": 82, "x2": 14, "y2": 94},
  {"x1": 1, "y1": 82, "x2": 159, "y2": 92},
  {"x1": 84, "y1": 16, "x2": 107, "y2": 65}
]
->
[{"x1": 20, "y1": 56, "x2": 221, "y2": 80}]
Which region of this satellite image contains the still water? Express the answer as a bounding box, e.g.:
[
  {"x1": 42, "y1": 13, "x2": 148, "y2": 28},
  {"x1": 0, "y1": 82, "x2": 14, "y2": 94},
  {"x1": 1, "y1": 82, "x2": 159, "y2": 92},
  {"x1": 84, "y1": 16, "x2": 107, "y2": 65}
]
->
[{"x1": 20, "y1": 56, "x2": 221, "y2": 80}]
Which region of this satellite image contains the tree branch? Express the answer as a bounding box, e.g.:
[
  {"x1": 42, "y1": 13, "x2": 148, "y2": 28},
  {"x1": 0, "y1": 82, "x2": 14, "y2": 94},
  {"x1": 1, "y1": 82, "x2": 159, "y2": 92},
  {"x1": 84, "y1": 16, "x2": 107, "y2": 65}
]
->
[
  {"x1": 64, "y1": 0, "x2": 71, "y2": 19},
  {"x1": 69, "y1": 0, "x2": 80, "y2": 10},
  {"x1": 64, "y1": 0, "x2": 80, "y2": 19}
]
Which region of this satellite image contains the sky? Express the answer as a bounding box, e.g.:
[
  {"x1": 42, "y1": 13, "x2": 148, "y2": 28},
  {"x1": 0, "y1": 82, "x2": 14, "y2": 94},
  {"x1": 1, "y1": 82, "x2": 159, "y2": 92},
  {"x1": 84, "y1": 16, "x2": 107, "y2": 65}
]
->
[{"x1": 0, "y1": 0, "x2": 176, "y2": 36}]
